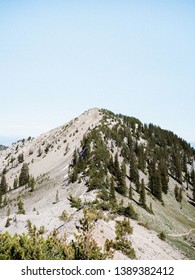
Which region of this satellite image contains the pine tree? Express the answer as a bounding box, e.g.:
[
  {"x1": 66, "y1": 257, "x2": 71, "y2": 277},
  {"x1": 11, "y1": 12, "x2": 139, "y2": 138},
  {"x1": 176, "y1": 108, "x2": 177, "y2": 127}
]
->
[
  {"x1": 129, "y1": 151, "x2": 139, "y2": 185},
  {"x1": 113, "y1": 153, "x2": 120, "y2": 177},
  {"x1": 139, "y1": 179, "x2": 146, "y2": 208},
  {"x1": 171, "y1": 149, "x2": 182, "y2": 183},
  {"x1": 72, "y1": 148, "x2": 78, "y2": 166},
  {"x1": 193, "y1": 180, "x2": 195, "y2": 202},
  {"x1": 28, "y1": 176, "x2": 35, "y2": 192},
  {"x1": 178, "y1": 187, "x2": 182, "y2": 203},
  {"x1": 17, "y1": 199, "x2": 25, "y2": 214},
  {"x1": 0, "y1": 193, "x2": 2, "y2": 206},
  {"x1": 117, "y1": 160, "x2": 127, "y2": 196},
  {"x1": 148, "y1": 161, "x2": 162, "y2": 201},
  {"x1": 108, "y1": 155, "x2": 115, "y2": 175},
  {"x1": 129, "y1": 184, "x2": 133, "y2": 200},
  {"x1": 159, "y1": 161, "x2": 169, "y2": 194},
  {"x1": 190, "y1": 168, "x2": 195, "y2": 201},
  {"x1": 19, "y1": 163, "x2": 29, "y2": 186},
  {"x1": 13, "y1": 177, "x2": 18, "y2": 189},
  {"x1": 174, "y1": 185, "x2": 179, "y2": 201},
  {"x1": 153, "y1": 168, "x2": 162, "y2": 201},
  {"x1": 109, "y1": 176, "x2": 116, "y2": 205},
  {"x1": 137, "y1": 145, "x2": 146, "y2": 172},
  {"x1": 174, "y1": 185, "x2": 182, "y2": 203},
  {"x1": 18, "y1": 153, "x2": 24, "y2": 163},
  {"x1": 148, "y1": 160, "x2": 156, "y2": 195},
  {"x1": 0, "y1": 174, "x2": 7, "y2": 194}
]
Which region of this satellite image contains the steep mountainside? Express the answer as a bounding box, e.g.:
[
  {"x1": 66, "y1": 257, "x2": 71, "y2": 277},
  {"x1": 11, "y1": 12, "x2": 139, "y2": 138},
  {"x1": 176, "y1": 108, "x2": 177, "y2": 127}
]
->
[{"x1": 0, "y1": 108, "x2": 195, "y2": 260}]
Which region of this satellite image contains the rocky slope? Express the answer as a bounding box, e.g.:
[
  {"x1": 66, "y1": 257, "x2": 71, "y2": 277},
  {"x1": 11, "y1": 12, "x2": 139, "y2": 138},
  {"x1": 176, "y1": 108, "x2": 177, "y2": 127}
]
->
[{"x1": 0, "y1": 108, "x2": 195, "y2": 259}]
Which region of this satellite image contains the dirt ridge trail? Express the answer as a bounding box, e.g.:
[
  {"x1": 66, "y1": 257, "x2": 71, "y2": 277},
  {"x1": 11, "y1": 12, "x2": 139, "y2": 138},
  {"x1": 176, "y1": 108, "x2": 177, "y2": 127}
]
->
[{"x1": 168, "y1": 228, "x2": 195, "y2": 237}]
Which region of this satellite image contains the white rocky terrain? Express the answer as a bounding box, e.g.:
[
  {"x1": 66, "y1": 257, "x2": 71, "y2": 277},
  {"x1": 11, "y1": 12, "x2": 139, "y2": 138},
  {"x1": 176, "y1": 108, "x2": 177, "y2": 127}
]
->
[{"x1": 0, "y1": 108, "x2": 195, "y2": 259}]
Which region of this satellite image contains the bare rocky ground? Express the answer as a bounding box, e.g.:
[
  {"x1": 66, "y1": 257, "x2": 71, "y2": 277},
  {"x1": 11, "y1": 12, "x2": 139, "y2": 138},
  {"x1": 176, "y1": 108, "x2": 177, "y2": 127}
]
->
[{"x1": 0, "y1": 108, "x2": 195, "y2": 259}]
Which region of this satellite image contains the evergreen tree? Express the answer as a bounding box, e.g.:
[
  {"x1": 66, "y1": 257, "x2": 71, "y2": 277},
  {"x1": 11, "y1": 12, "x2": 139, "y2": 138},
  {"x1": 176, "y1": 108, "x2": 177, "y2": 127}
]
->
[
  {"x1": 72, "y1": 148, "x2": 78, "y2": 166},
  {"x1": 174, "y1": 185, "x2": 179, "y2": 201},
  {"x1": 18, "y1": 153, "x2": 24, "y2": 163},
  {"x1": 113, "y1": 153, "x2": 120, "y2": 177},
  {"x1": 139, "y1": 179, "x2": 146, "y2": 208},
  {"x1": 137, "y1": 145, "x2": 146, "y2": 172},
  {"x1": 108, "y1": 155, "x2": 115, "y2": 175},
  {"x1": 191, "y1": 169, "x2": 195, "y2": 185},
  {"x1": 28, "y1": 176, "x2": 35, "y2": 192},
  {"x1": 171, "y1": 149, "x2": 182, "y2": 183},
  {"x1": 69, "y1": 165, "x2": 78, "y2": 183},
  {"x1": 129, "y1": 151, "x2": 139, "y2": 186},
  {"x1": 153, "y1": 168, "x2": 162, "y2": 201},
  {"x1": 129, "y1": 184, "x2": 133, "y2": 200},
  {"x1": 178, "y1": 187, "x2": 183, "y2": 203},
  {"x1": 159, "y1": 161, "x2": 169, "y2": 194},
  {"x1": 0, "y1": 193, "x2": 2, "y2": 206},
  {"x1": 13, "y1": 177, "x2": 18, "y2": 189},
  {"x1": 193, "y1": 179, "x2": 195, "y2": 202},
  {"x1": 149, "y1": 202, "x2": 154, "y2": 214},
  {"x1": 174, "y1": 185, "x2": 182, "y2": 203},
  {"x1": 148, "y1": 160, "x2": 156, "y2": 195},
  {"x1": 109, "y1": 176, "x2": 116, "y2": 205},
  {"x1": 148, "y1": 161, "x2": 162, "y2": 201},
  {"x1": 117, "y1": 160, "x2": 127, "y2": 196},
  {"x1": 191, "y1": 169, "x2": 195, "y2": 202},
  {"x1": 19, "y1": 163, "x2": 29, "y2": 186},
  {"x1": 0, "y1": 174, "x2": 7, "y2": 194},
  {"x1": 17, "y1": 199, "x2": 25, "y2": 214},
  {"x1": 135, "y1": 180, "x2": 140, "y2": 193}
]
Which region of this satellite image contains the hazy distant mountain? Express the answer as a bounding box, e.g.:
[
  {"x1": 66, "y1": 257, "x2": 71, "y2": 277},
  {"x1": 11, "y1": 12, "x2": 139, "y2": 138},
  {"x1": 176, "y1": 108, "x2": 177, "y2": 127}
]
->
[
  {"x1": 0, "y1": 108, "x2": 195, "y2": 260},
  {"x1": 0, "y1": 144, "x2": 7, "y2": 151}
]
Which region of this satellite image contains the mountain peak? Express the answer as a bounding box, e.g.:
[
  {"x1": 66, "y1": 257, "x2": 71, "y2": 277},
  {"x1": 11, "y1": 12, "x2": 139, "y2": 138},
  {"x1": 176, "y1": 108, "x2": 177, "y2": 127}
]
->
[{"x1": 0, "y1": 108, "x2": 195, "y2": 260}]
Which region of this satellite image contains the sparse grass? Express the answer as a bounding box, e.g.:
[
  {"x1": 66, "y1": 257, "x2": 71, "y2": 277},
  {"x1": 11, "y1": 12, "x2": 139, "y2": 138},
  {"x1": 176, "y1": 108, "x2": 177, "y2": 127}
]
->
[
  {"x1": 59, "y1": 210, "x2": 69, "y2": 222},
  {"x1": 168, "y1": 236, "x2": 195, "y2": 260},
  {"x1": 138, "y1": 221, "x2": 150, "y2": 230}
]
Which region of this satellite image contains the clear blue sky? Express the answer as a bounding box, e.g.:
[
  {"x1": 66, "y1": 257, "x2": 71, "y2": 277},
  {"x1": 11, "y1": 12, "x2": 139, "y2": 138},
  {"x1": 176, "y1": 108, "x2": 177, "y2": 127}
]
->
[{"x1": 0, "y1": 0, "x2": 195, "y2": 145}]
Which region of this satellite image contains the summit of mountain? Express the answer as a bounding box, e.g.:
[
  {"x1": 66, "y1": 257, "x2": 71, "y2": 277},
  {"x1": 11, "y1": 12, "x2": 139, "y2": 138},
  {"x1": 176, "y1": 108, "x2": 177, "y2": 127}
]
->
[{"x1": 0, "y1": 108, "x2": 195, "y2": 260}]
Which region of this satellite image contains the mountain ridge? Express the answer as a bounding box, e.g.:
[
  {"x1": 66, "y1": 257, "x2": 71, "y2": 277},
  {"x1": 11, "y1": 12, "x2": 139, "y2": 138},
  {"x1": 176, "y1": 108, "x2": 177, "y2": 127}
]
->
[{"x1": 0, "y1": 108, "x2": 195, "y2": 260}]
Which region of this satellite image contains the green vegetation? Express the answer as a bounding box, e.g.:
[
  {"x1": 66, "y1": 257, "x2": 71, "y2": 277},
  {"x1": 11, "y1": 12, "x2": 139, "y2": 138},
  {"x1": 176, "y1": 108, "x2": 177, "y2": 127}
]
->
[
  {"x1": 68, "y1": 195, "x2": 82, "y2": 209},
  {"x1": 0, "y1": 212, "x2": 112, "y2": 260},
  {"x1": 19, "y1": 163, "x2": 29, "y2": 187},
  {"x1": 174, "y1": 185, "x2": 183, "y2": 203},
  {"x1": 0, "y1": 174, "x2": 8, "y2": 195},
  {"x1": 28, "y1": 176, "x2": 35, "y2": 192},
  {"x1": 105, "y1": 218, "x2": 136, "y2": 259},
  {"x1": 68, "y1": 109, "x2": 195, "y2": 211},
  {"x1": 0, "y1": 108, "x2": 195, "y2": 260},
  {"x1": 59, "y1": 210, "x2": 69, "y2": 222},
  {"x1": 158, "y1": 231, "x2": 166, "y2": 241},
  {"x1": 17, "y1": 199, "x2": 25, "y2": 215}
]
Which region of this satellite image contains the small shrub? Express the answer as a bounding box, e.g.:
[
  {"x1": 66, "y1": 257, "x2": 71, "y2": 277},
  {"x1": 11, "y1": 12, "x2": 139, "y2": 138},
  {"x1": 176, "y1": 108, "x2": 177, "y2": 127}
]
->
[
  {"x1": 158, "y1": 231, "x2": 166, "y2": 241},
  {"x1": 59, "y1": 210, "x2": 69, "y2": 222},
  {"x1": 17, "y1": 199, "x2": 25, "y2": 215},
  {"x1": 68, "y1": 195, "x2": 82, "y2": 209}
]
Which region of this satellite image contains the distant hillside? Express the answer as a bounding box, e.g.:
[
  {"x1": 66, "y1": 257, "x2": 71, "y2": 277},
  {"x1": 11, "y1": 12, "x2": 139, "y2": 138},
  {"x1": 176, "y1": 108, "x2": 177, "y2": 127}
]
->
[
  {"x1": 0, "y1": 108, "x2": 195, "y2": 260},
  {"x1": 0, "y1": 145, "x2": 7, "y2": 151}
]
